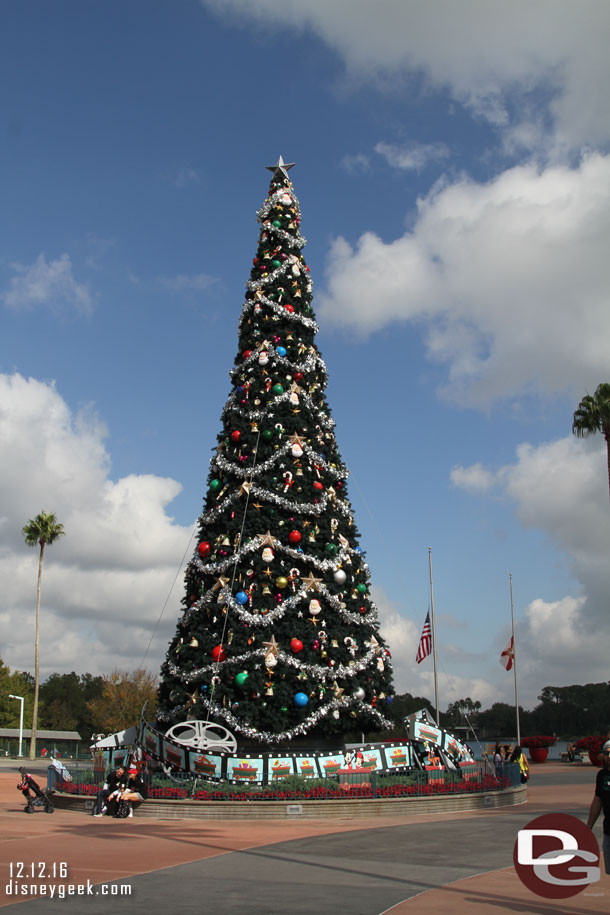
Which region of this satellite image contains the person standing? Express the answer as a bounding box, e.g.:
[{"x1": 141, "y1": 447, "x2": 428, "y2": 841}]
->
[
  {"x1": 493, "y1": 745, "x2": 503, "y2": 777},
  {"x1": 586, "y1": 740, "x2": 610, "y2": 874},
  {"x1": 510, "y1": 745, "x2": 529, "y2": 783}
]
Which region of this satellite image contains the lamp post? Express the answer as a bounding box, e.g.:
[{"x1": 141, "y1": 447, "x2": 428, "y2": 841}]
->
[{"x1": 9, "y1": 694, "x2": 25, "y2": 757}]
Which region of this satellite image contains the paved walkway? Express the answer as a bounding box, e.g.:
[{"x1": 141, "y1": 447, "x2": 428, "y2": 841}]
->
[{"x1": 1, "y1": 762, "x2": 607, "y2": 913}]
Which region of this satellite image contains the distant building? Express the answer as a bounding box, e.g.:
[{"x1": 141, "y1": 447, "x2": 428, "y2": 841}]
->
[{"x1": 0, "y1": 728, "x2": 82, "y2": 757}]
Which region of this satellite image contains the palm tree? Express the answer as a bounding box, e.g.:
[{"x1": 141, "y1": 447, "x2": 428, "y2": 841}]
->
[
  {"x1": 22, "y1": 512, "x2": 65, "y2": 759},
  {"x1": 572, "y1": 383, "x2": 610, "y2": 502}
]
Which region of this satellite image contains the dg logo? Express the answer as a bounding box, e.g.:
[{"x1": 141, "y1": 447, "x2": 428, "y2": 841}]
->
[{"x1": 514, "y1": 813, "x2": 601, "y2": 899}]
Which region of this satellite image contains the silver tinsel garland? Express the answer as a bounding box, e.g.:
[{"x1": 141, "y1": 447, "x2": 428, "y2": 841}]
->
[
  {"x1": 158, "y1": 695, "x2": 392, "y2": 742},
  {"x1": 229, "y1": 343, "x2": 327, "y2": 383},
  {"x1": 167, "y1": 643, "x2": 381, "y2": 683}
]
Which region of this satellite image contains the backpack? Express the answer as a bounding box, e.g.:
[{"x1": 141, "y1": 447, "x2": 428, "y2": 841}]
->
[{"x1": 115, "y1": 799, "x2": 131, "y2": 818}]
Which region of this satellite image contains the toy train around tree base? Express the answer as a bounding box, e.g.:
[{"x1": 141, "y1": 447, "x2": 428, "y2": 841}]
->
[{"x1": 91, "y1": 708, "x2": 477, "y2": 786}]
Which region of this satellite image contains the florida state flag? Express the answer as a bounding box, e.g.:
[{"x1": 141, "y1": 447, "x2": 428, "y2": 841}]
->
[{"x1": 500, "y1": 635, "x2": 515, "y2": 671}]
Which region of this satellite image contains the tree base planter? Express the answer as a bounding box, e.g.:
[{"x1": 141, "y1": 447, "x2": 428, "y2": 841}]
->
[
  {"x1": 529, "y1": 747, "x2": 549, "y2": 764},
  {"x1": 52, "y1": 786, "x2": 527, "y2": 820}
]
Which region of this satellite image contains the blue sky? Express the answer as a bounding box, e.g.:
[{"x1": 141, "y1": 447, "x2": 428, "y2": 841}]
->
[{"x1": 2, "y1": 1, "x2": 610, "y2": 717}]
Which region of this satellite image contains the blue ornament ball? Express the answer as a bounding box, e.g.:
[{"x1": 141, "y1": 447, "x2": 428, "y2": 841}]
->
[
  {"x1": 276, "y1": 346, "x2": 287, "y2": 357},
  {"x1": 235, "y1": 591, "x2": 249, "y2": 605},
  {"x1": 294, "y1": 691, "x2": 309, "y2": 708},
  {"x1": 386, "y1": 695, "x2": 393, "y2": 704},
  {"x1": 200, "y1": 684, "x2": 208, "y2": 693}
]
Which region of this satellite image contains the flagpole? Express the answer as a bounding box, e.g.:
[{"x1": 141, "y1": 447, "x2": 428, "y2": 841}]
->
[
  {"x1": 509, "y1": 573, "x2": 521, "y2": 746},
  {"x1": 428, "y1": 547, "x2": 440, "y2": 724}
]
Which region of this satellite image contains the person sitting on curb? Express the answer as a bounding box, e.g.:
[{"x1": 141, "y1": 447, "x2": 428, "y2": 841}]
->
[
  {"x1": 567, "y1": 741, "x2": 576, "y2": 762},
  {"x1": 92, "y1": 764, "x2": 126, "y2": 817},
  {"x1": 115, "y1": 766, "x2": 148, "y2": 818}
]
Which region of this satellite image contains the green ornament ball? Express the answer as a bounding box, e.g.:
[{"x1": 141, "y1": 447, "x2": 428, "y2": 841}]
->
[
  {"x1": 272, "y1": 383, "x2": 284, "y2": 395},
  {"x1": 209, "y1": 479, "x2": 221, "y2": 491},
  {"x1": 325, "y1": 543, "x2": 338, "y2": 556},
  {"x1": 356, "y1": 583, "x2": 367, "y2": 594},
  {"x1": 235, "y1": 671, "x2": 249, "y2": 687},
  {"x1": 262, "y1": 429, "x2": 273, "y2": 441},
  {"x1": 272, "y1": 259, "x2": 281, "y2": 268},
  {"x1": 272, "y1": 219, "x2": 282, "y2": 228}
]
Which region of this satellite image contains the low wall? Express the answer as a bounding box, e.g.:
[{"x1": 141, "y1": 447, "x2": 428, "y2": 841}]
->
[{"x1": 53, "y1": 784, "x2": 526, "y2": 820}]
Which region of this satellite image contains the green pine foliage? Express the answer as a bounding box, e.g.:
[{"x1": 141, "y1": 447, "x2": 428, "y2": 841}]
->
[{"x1": 158, "y1": 163, "x2": 394, "y2": 745}]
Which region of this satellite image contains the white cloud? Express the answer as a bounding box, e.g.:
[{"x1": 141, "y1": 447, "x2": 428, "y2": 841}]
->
[
  {"x1": 340, "y1": 153, "x2": 370, "y2": 174},
  {"x1": 513, "y1": 594, "x2": 610, "y2": 704},
  {"x1": 0, "y1": 373, "x2": 193, "y2": 679},
  {"x1": 84, "y1": 234, "x2": 116, "y2": 270},
  {"x1": 201, "y1": 0, "x2": 610, "y2": 151},
  {"x1": 453, "y1": 434, "x2": 610, "y2": 700},
  {"x1": 2, "y1": 253, "x2": 93, "y2": 314},
  {"x1": 318, "y1": 153, "x2": 610, "y2": 406},
  {"x1": 450, "y1": 463, "x2": 497, "y2": 493},
  {"x1": 375, "y1": 141, "x2": 449, "y2": 172},
  {"x1": 503, "y1": 437, "x2": 610, "y2": 567},
  {"x1": 159, "y1": 272, "x2": 218, "y2": 293},
  {"x1": 173, "y1": 167, "x2": 201, "y2": 188}
]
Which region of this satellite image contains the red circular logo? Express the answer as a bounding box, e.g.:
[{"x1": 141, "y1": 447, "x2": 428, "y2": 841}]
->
[{"x1": 513, "y1": 813, "x2": 600, "y2": 898}]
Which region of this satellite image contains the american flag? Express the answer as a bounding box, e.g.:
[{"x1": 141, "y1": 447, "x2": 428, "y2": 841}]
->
[{"x1": 416, "y1": 611, "x2": 432, "y2": 664}]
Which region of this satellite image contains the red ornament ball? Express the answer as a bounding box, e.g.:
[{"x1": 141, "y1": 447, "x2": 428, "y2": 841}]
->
[
  {"x1": 288, "y1": 530, "x2": 301, "y2": 543},
  {"x1": 293, "y1": 371, "x2": 304, "y2": 382},
  {"x1": 242, "y1": 350, "x2": 252, "y2": 359},
  {"x1": 198, "y1": 541, "x2": 211, "y2": 558},
  {"x1": 313, "y1": 481, "x2": 323, "y2": 491},
  {"x1": 211, "y1": 645, "x2": 226, "y2": 662},
  {"x1": 285, "y1": 304, "x2": 295, "y2": 313},
  {"x1": 290, "y1": 638, "x2": 304, "y2": 654},
  {"x1": 231, "y1": 430, "x2": 241, "y2": 442}
]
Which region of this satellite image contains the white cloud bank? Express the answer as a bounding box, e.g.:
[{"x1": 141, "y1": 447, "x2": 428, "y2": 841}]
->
[
  {"x1": 453, "y1": 435, "x2": 610, "y2": 702},
  {"x1": 318, "y1": 153, "x2": 610, "y2": 406},
  {"x1": 0, "y1": 373, "x2": 193, "y2": 679},
  {"x1": 201, "y1": 0, "x2": 610, "y2": 151}
]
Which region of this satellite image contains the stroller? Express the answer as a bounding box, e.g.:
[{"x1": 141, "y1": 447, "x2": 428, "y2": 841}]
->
[{"x1": 17, "y1": 767, "x2": 55, "y2": 814}]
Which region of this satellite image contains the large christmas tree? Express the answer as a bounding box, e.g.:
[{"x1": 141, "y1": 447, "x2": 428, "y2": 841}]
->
[{"x1": 158, "y1": 157, "x2": 394, "y2": 747}]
